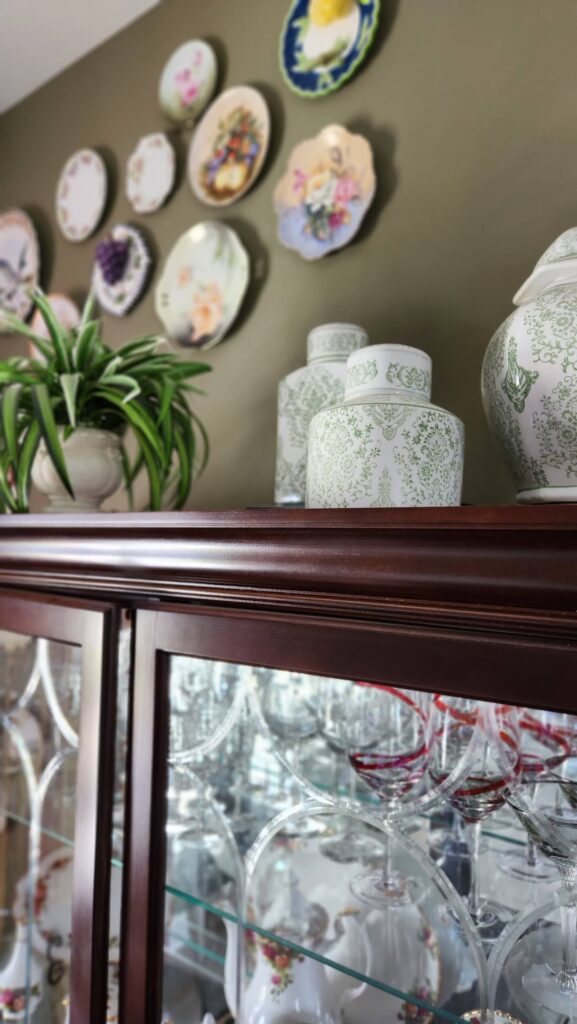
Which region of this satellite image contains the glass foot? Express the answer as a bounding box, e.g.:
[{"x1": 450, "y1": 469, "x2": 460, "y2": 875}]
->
[
  {"x1": 523, "y1": 961, "x2": 577, "y2": 1016},
  {"x1": 498, "y1": 847, "x2": 557, "y2": 882},
  {"x1": 467, "y1": 900, "x2": 512, "y2": 944},
  {"x1": 350, "y1": 868, "x2": 424, "y2": 908}
]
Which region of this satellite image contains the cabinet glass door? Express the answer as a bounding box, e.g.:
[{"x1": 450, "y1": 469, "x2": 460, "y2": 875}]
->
[
  {"x1": 124, "y1": 609, "x2": 577, "y2": 1024},
  {"x1": 0, "y1": 592, "x2": 120, "y2": 1024}
]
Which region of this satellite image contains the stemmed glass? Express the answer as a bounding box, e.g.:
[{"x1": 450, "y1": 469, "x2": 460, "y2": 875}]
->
[
  {"x1": 343, "y1": 681, "x2": 429, "y2": 907},
  {"x1": 506, "y1": 755, "x2": 577, "y2": 1015},
  {"x1": 499, "y1": 709, "x2": 569, "y2": 881},
  {"x1": 427, "y1": 697, "x2": 520, "y2": 937}
]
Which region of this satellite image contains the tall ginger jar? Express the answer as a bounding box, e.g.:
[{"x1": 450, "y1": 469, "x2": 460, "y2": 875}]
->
[
  {"x1": 274, "y1": 323, "x2": 368, "y2": 506},
  {"x1": 482, "y1": 228, "x2": 577, "y2": 502},
  {"x1": 306, "y1": 343, "x2": 464, "y2": 508}
]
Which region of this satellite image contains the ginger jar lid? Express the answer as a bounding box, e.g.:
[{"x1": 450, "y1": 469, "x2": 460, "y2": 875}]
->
[
  {"x1": 307, "y1": 322, "x2": 368, "y2": 364},
  {"x1": 345, "y1": 344, "x2": 432, "y2": 402},
  {"x1": 513, "y1": 228, "x2": 577, "y2": 306}
]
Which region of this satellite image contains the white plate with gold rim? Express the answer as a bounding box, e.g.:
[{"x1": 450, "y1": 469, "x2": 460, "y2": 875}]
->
[
  {"x1": 126, "y1": 132, "x2": 176, "y2": 214},
  {"x1": 55, "y1": 149, "x2": 107, "y2": 242}
]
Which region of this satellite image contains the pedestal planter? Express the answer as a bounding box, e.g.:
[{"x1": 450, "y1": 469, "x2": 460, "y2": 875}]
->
[{"x1": 32, "y1": 428, "x2": 123, "y2": 513}]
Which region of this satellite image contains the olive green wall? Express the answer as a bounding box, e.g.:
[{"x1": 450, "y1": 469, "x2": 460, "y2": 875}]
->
[{"x1": 1, "y1": 0, "x2": 577, "y2": 509}]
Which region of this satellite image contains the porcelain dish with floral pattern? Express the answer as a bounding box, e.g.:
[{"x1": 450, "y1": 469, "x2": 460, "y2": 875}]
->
[
  {"x1": 55, "y1": 149, "x2": 107, "y2": 243},
  {"x1": 92, "y1": 225, "x2": 152, "y2": 317},
  {"x1": 126, "y1": 133, "x2": 176, "y2": 214},
  {"x1": 158, "y1": 40, "x2": 217, "y2": 126},
  {"x1": 154, "y1": 221, "x2": 249, "y2": 349},
  {"x1": 188, "y1": 86, "x2": 270, "y2": 207},
  {"x1": 280, "y1": 0, "x2": 380, "y2": 98},
  {"x1": 0, "y1": 209, "x2": 40, "y2": 326},
  {"x1": 274, "y1": 123, "x2": 375, "y2": 260}
]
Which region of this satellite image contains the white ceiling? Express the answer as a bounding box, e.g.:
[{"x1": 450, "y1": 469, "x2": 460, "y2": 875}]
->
[{"x1": 0, "y1": 0, "x2": 161, "y2": 115}]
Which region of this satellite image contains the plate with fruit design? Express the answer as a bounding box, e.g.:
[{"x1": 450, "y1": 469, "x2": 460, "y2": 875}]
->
[
  {"x1": 92, "y1": 225, "x2": 152, "y2": 317},
  {"x1": 0, "y1": 209, "x2": 40, "y2": 326},
  {"x1": 280, "y1": 0, "x2": 380, "y2": 98},
  {"x1": 188, "y1": 86, "x2": 270, "y2": 207},
  {"x1": 55, "y1": 149, "x2": 107, "y2": 242},
  {"x1": 273, "y1": 123, "x2": 376, "y2": 259},
  {"x1": 158, "y1": 40, "x2": 217, "y2": 126},
  {"x1": 154, "y1": 221, "x2": 249, "y2": 349}
]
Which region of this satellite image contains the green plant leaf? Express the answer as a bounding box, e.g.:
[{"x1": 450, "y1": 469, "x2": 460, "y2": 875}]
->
[
  {"x1": 16, "y1": 420, "x2": 41, "y2": 511},
  {"x1": 119, "y1": 443, "x2": 134, "y2": 509},
  {"x1": 93, "y1": 388, "x2": 165, "y2": 461},
  {"x1": 31, "y1": 291, "x2": 71, "y2": 373},
  {"x1": 172, "y1": 423, "x2": 192, "y2": 510},
  {"x1": 0, "y1": 313, "x2": 56, "y2": 361},
  {"x1": 1, "y1": 384, "x2": 22, "y2": 466},
  {"x1": 59, "y1": 373, "x2": 81, "y2": 428},
  {"x1": 0, "y1": 460, "x2": 17, "y2": 513},
  {"x1": 134, "y1": 431, "x2": 162, "y2": 510},
  {"x1": 31, "y1": 383, "x2": 74, "y2": 497},
  {"x1": 104, "y1": 375, "x2": 141, "y2": 403},
  {"x1": 74, "y1": 321, "x2": 100, "y2": 371}
]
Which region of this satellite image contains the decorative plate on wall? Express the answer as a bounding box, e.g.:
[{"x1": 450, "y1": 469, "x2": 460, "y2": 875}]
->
[
  {"x1": 0, "y1": 209, "x2": 40, "y2": 325},
  {"x1": 93, "y1": 225, "x2": 152, "y2": 317},
  {"x1": 55, "y1": 149, "x2": 107, "y2": 242},
  {"x1": 155, "y1": 222, "x2": 249, "y2": 350},
  {"x1": 126, "y1": 132, "x2": 176, "y2": 214},
  {"x1": 273, "y1": 123, "x2": 376, "y2": 259},
  {"x1": 188, "y1": 86, "x2": 270, "y2": 207},
  {"x1": 280, "y1": 0, "x2": 380, "y2": 98},
  {"x1": 158, "y1": 40, "x2": 217, "y2": 126}
]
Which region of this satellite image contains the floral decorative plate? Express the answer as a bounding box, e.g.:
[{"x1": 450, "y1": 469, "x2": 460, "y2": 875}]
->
[
  {"x1": 280, "y1": 0, "x2": 380, "y2": 98},
  {"x1": 55, "y1": 149, "x2": 107, "y2": 242},
  {"x1": 273, "y1": 123, "x2": 376, "y2": 260},
  {"x1": 188, "y1": 86, "x2": 270, "y2": 207},
  {"x1": 0, "y1": 209, "x2": 40, "y2": 325},
  {"x1": 92, "y1": 225, "x2": 151, "y2": 317},
  {"x1": 126, "y1": 133, "x2": 176, "y2": 214},
  {"x1": 158, "y1": 40, "x2": 217, "y2": 126},
  {"x1": 155, "y1": 222, "x2": 249, "y2": 349}
]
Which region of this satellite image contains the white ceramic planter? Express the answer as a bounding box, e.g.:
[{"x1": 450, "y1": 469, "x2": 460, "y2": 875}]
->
[
  {"x1": 306, "y1": 344, "x2": 464, "y2": 508},
  {"x1": 32, "y1": 427, "x2": 123, "y2": 513},
  {"x1": 274, "y1": 323, "x2": 368, "y2": 506},
  {"x1": 482, "y1": 228, "x2": 577, "y2": 503}
]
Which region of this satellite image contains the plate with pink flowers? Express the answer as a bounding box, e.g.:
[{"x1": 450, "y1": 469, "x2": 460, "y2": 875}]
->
[
  {"x1": 188, "y1": 86, "x2": 270, "y2": 207},
  {"x1": 154, "y1": 222, "x2": 249, "y2": 350},
  {"x1": 273, "y1": 123, "x2": 376, "y2": 260},
  {"x1": 55, "y1": 149, "x2": 107, "y2": 243},
  {"x1": 158, "y1": 40, "x2": 217, "y2": 126}
]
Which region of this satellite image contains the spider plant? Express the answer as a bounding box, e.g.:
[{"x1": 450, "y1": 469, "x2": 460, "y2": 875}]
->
[{"x1": 0, "y1": 290, "x2": 211, "y2": 512}]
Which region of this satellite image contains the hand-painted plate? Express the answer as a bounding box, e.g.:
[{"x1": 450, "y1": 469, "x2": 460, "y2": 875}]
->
[
  {"x1": 188, "y1": 86, "x2": 270, "y2": 207},
  {"x1": 280, "y1": 0, "x2": 380, "y2": 98},
  {"x1": 0, "y1": 209, "x2": 40, "y2": 325},
  {"x1": 92, "y1": 224, "x2": 152, "y2": 317},
  {"x1": 273, "y1": 123, "x2": 376, "y2": 260},
  {"x1": 126, "y1": 132, "x2": 176, "y2": 214},
  {"x1": 55, "y1": 149, "x2": 107, "y2": 242},
  {"x1": 158, "y1": 40, "x2": 217, "y2": 126},
  {"x1": 155, "y1": 222, "x2": 249, "y2": 350}
]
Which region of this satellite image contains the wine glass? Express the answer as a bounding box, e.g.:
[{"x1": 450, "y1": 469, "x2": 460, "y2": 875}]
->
[
  {"x1": 506, "y1": 756, "x2": 577, "y2": 1015},
  {"x1": 315, "y1": 678, "x2": 383, "y2": 864},
  {"x1": 343, "y1": 681, "x2": 429, "y2": 907},
  {"x1": 427, "y1": 697, "x2": 520, "y2": 937},
  {"x1": 499, "y1": 709, "x2": 569, "y2": 882}
]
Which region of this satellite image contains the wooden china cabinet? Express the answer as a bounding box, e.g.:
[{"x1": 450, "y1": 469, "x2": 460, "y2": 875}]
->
[{"x1": 0, "y1": 506, "x2": 575, "y2": 1024}]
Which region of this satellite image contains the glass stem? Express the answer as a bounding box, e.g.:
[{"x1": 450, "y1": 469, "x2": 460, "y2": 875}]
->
[
  {"x1": 467, "y1": 820, "x2": 483, "y2": 923},
  {"x1": 381, "y1": 823, "x2": 393, "y2": 889},
  {"x1": 526, "y1": 837, "x2": 537, "y2": 869},
  {"x1": 559, "y1": 884, "x2": 577, "y2": 990}
]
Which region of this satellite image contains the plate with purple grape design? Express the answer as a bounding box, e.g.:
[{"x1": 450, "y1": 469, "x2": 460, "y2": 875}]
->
[
  {"x1": 188, "y1": 86, "x2": 270, "y2": 207},
  {"x1": 92, "y1": 225, "x2": 152, "y2": 317}
]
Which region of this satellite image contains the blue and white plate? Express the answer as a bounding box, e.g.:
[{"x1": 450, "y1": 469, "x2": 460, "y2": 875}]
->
[{"x1": 280, "y1": 0, "x2": 380, "y2": 99}]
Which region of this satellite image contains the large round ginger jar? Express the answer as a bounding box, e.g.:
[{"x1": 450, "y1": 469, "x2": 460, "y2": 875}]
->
[
  {"x1": 482, "y1": 228, "x2": 577, "y2": 502},
  {"x1": 306, "y1": 344, "x2": 464, "y2": 508}
]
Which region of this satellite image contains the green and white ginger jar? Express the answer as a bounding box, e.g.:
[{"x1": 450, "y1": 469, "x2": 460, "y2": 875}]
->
[
  {"x1": 482, "y1": 228, "x2": 577, "y2": 502},
  {"x1": 306, "y1": 344, "x2": 464, "y2": 508},
  {"x1": 274, "y1": 322, "x2": 368, "y2": 506}
]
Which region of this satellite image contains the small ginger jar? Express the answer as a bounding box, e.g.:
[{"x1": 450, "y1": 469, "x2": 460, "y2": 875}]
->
[
  {"x1": 274, "y1": 323, "x2": 368, "y2": 505},
  {"x1": 306, "y1": 344, "x2": 464, "y2": 508},
  {"x1": 482, "y1": 228, "x2": 577, "y2": 502}
]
